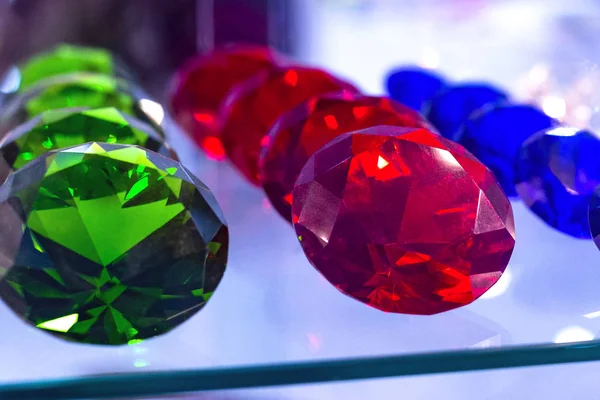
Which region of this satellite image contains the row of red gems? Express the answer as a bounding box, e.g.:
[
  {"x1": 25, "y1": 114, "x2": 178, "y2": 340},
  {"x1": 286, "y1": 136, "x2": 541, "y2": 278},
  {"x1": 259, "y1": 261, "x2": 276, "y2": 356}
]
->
[{"x1": 169, "y1": 44, "x2": 516, "y2": 315}]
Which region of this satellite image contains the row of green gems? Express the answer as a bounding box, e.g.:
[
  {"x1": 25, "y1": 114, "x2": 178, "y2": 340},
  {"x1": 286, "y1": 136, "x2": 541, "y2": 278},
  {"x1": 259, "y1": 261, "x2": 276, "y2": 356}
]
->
[{"x1": 0, "y1": 45, "x2": 228, "y2": 345}]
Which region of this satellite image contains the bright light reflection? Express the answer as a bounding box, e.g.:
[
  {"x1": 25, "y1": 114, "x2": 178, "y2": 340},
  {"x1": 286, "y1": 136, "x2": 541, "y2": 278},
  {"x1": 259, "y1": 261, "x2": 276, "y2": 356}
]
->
[
  {"x1": 583, "y1": 310, "x2": 600, "y2": 319},
  {"x1": 546, "y1": 127, "x2": 579, "y2": 137},
  {"x1": 0, "y1": 66, "x2": 21, "y2": 93},
  {"x1": 573, "y1": 105, "x2": 592, "y2": 126},
  {"x1": 139, "y1": 99, "x2": 165, "y2": 125},
  {"x1": 528, "y1": 64, "x2": 550, "y2": 86},
  {"x1": 36, "y1": 313, "x2": 79, "y2": 333},
  {"x1": 480, "y1": 269, "x2": 512, "y2": 299},
  {"x1": 377, "y1": 156, "x2": 389, "y2": 169},
  {"x1": 553, "y1": 326, "x2": 594, "y2": 343},
  {"x1": 434, "y1": 148, "x2": 460, "y2": 168},
  {"x1": 134, "y1": 359, "x2": 149, "y2": 368},
  {"x1": 419, "y1": 47, "x2": 440, "y2": 70},
  {"x1": 541, "y1": 96, "x2": 567, "y2": 120}
]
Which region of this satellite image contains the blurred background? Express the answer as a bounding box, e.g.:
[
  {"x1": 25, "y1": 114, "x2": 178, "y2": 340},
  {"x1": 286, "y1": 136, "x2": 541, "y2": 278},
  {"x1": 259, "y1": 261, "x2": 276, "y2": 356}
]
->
[{"x1": 2, "y1": 0, "x2": 600, "y2": 120}]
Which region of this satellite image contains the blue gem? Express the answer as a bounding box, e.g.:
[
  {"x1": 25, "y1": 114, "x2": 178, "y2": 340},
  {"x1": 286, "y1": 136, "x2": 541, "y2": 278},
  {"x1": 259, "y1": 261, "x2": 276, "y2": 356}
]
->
[
  {"x1": 588, "y1": 186, "x2": 600, "y2": 247},
  {"x1": 516, "y1": 127, "x2": 600, "y2": 238},
  {"x1": 454, "y1": 104, "x2": 557, "y2": 196},
  {"x1": 425, "y1": 83, "x2": 508, "y2": 138},
  {"x1": 385, "y1": 67, "x2": 446, "y2": 112}
]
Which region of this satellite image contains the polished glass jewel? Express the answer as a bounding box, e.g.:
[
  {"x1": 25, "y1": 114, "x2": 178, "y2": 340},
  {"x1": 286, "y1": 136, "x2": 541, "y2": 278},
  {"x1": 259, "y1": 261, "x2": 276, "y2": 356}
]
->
[
  {"x1": 0, "y1": 73, "x2": 165, "y2": 137},
  {"x1": 454, "y1": 104, "x2": 557, "y2": 196},
  {"x1": 516, "y1": 127, "x2": 600, "y2": 238},
  {"x1": 221, "y1": 66, "x2": 358, "y2": 184},
  {"x1": 23, "y1": 73, "x2": 135, "y2": 118},
  {"x1": 0, "y1": 142, "x2": 228, "y2": 345},
  {"x1": 426, "y1": 83, "x2": 508, "y2": 138},
  {"x1": 17, "y1": 44, "x2": 115, "y2": 91},
  {"x1": 0, "y1": 107, "x2": 167, "y2": 181},
  {"x1": 292, "y1": 126, "x2": 515, "y2": 315},
  {"x1": 260, "y1": 93, "x2": 430, "y2": 221},
  {"x1": 169, "y1": 45, "x2": 283, "y2": 160},
  {"x1": 385, "y1": 67, "x2": 446, "y2": 112},
  {"x1": 0, "y1": 44, "x2": 121, "y2": 96}
]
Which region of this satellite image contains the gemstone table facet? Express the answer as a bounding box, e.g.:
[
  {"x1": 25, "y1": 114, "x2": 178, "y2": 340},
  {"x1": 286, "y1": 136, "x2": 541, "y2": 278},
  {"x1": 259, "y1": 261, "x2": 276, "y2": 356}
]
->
[
  {"x1": 426, "y1": 83, "x2": 508, "y2": 139},
  {"x1": 516, "y1": 127, "x2": 600, "y2": 238},
  {"x1": 221, "y1": 66, "x2": 359, "y2": 184},
  {"x1": 260, "y1": 93, "x2": 430, "y2": 221},
  {"x1": 385, "y1": 67, "x2": 446, "y2": 112},
  {"x1": 292, "y1": 126, "x2": 515, "y2": 315},
  {"x1": 169, "y1": 45, "x2": 283, "y2": 160},
  {"x1": 0, "y1": 142, "x2": 228, "y2": 345},
  {"x1": 454, "y1": 104, "x2": 557, "y2": 196}
]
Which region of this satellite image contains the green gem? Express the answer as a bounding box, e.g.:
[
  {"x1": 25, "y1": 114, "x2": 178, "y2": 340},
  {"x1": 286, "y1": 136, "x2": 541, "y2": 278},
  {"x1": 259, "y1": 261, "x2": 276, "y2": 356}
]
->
[
  {"x1": 18, "y1": 44, "x2": 115, "y2": 91},
  {"x1": 24, "y1": 74, "x2": 134, "y2": 117},
  {"x1": 0, "y1": 107, "x2": 168, "y2": 179},
  {"x1": 0, "y1": 142, "x2": 228, "y2": 345},
  {"x1": 0, "y1": 73, "x2": 166, "y2": 138}
]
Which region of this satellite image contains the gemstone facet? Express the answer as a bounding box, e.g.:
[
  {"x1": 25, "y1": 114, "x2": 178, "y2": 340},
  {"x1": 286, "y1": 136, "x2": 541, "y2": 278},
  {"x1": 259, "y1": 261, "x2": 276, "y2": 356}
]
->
[
  {"x1": 426, "y1": 84, "x2": 508, "y2": 139},
  {"x1": 454, "y1": 104, "x2": 557, "y2": 196},
  {"x1": 516, "y1": 127, "x2": 600, "y2": 238},
  {"x1": 221, "y1": 66, "x2": 358, "y2": 184},
  {"x1": 292, "y1": 126, "x2": 515, "y2": 315},
  {"x1": 385, "y1": 67, "x2": 446, "y2": 112},
  {"x1": 0, "y1": 143, "x2": 228, "y2": 344},
  {"x1": 169, "y1": 45, "x2": 283, "y2": 160},
  {"x1": 0, "y1": 107, "x2": 167, "y2": 181},
  {"x1": 260, "y1": 93, "x2": 430, "y2": 221}
]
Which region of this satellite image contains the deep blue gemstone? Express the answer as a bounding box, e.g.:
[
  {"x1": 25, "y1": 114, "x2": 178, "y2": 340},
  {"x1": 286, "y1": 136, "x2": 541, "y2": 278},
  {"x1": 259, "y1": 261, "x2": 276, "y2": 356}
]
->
[
  {"x1": 426, "y1": 83, "x2": 508, "y2": 139},
  {"x1": 385, "y1": 67, "x2": 446, "y2": 112},
  {"x1": 454, "y1": 104, "x2": 557, "y2": 196},
  {"x1": 588, "y1": 186, "x2": 600, "y2": 247},
  {"x1": 516, "y1": 127, "x2": 600, "y2": 238}
]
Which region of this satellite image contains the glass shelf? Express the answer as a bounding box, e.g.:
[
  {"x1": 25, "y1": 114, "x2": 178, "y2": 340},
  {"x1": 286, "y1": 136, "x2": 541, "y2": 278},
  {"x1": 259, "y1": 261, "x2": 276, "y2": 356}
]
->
[{"x1": 3, "y1": 0, "x2": 600, "y2": 398}]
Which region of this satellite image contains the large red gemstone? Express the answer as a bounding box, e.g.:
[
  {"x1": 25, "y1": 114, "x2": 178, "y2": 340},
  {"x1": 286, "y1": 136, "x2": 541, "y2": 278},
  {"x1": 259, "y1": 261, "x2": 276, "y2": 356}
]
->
[
  {"x1": 169, "y1": 45, "x2": 283, "y2": 160},
  {"x1": 220, "y1": 66, "x2": 358, "y2": 184},
  {"x1": 259, "y1": 93, "x2": 430, "y2": 221},
  {"x1": 292, "y1": 126, "x2": 515, "y2": 315}
]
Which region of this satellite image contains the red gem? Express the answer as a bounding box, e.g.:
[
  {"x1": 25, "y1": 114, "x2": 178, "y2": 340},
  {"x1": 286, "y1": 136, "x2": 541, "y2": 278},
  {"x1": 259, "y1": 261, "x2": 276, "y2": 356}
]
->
[
  {"x1": 259, "y1": 93, "x2": 430, "y2": 221},
  {"x1": 292, "y1": 126, "x2": 515, "y2": 315},
  {"x1": 169, "y1": 45, "x2": 283, "y2": 160},
  {"x1": 220, "y1": 66, "x2": 358, "y2": 183}
]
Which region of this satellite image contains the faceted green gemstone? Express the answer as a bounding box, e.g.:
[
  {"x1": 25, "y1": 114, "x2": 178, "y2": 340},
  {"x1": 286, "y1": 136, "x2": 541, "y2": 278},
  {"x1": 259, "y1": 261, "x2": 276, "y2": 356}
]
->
[
  {"x1": 0, "y1": 142, "x2": 228, "y2": 345},
  {"x1": 18, "y1": 44, "x2": 114, "y2": 91},
  {"x1": 0, "y1": 107, "x2": 167, "y2": 181},
  {"x1": 24, "y1": 74, "x2": 134, "y2": 117}
]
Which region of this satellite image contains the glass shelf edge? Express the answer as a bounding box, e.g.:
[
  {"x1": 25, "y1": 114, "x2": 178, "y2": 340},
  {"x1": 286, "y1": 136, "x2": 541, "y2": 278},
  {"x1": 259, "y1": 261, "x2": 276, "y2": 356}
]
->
[{"x1": 2, "y1": 339, "x2": 600, "y2": 400}]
